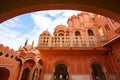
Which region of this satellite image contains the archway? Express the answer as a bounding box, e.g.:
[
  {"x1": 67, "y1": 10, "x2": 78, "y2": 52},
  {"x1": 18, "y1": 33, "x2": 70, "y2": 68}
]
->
[
  {"x1": 0, "y1": 1, "x2": 120, "y2": 23},
  {"x1": 54, "y1": 63, "x2": 69, "y2": 80},
  {"x1": 32, "y1": 68, "x2": 39, "y2": 80},
  {"x1": 91, "y1": 63, "x2": 106, "y2": 80},
  {"x1": 21, "y1": 68, "x2": 30, "y2": 80},
  {"x1": 0, "y1": 67, "x2": 10, "y2": 80}
]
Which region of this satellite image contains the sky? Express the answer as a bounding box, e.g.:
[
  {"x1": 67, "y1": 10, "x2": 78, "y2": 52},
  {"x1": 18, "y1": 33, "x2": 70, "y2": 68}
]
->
[{"x1": 0, "y1": 10, "x2": 81, "y2": 50}]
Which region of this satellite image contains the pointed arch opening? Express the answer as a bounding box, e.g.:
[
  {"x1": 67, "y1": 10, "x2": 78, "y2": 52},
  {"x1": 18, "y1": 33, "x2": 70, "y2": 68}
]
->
[
  {"x1": 91, "y1": 63, "x2": 106, "y2": 80},
  {"x1": 32, "y1": 68, "x2": 39, "y2": 80},
  {"x1": 54, "y1": 63, "x2": 69, "y2": 80},
  {"x1": 21, "y1": 68, "x2": 30, "y2": 80},
  {"x1": 0, "y1": 67, "x2": 10, "y2": 80}
]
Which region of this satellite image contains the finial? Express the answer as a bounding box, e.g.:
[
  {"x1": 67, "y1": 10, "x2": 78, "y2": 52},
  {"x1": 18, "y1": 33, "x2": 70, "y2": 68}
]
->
[
  {"x1": 32, "y1": 40, "x2": 34, "y2": 49},
  {"x1": 24, "y1": 39, "x2": 28, "y2": 47},
  {"x1": 19, "y1": 45, "x2": 22, "y2": 50}
]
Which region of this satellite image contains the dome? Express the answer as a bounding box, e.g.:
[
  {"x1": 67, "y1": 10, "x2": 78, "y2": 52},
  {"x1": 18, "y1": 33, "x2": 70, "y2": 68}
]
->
[
  {"x1": 54, "y1": 24, "x2": 68, "y2": 33},
  {"x1": 40, "y1": 29, "x2": 51, "y2": 36}
]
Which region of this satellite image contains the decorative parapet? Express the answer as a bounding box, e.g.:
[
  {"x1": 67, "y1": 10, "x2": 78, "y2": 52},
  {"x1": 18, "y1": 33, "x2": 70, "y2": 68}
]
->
[
  {"x1": 38, "y1": 36, "x2": 101, "y2": 48},
  {"x1": 17, "y1": 45, "x2": 42, "y2": 64},
  {"x1": 0, "y1": 44, "x2": 17, "y2": 59}
]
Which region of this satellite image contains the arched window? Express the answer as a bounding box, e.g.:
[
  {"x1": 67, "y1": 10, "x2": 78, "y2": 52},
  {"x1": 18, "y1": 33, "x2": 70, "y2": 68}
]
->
[
  {"x1": 88, "y1": 29, "x2": 94, "y2": 36},
  {"x1": 104, "y1": 24, "x2": 110, "y2": 32},
  {"x1": 59, "y1": 33, "x2": 64, "y2": 36},
  {"x1": 98, "y1": 26, "x2": 105, "y2": 36},
  {"x1": 91, "y1": 63, "x2": 106, "y2": 80},
  {"x1": 54, "y1": 64, "x2": 69, "y2": 80},
  {"x1": 32, "y1": 68, "x2": 39, "y2": 80},
  {"x1": 75, "y1": 31, "x2": 81, "y2": 36},
  {"x1": 21, "y1": 68, "x2": 30, "y2": 80},
  {"x1": 0, "y1": 67, "x2": 10, "y2": 80}
]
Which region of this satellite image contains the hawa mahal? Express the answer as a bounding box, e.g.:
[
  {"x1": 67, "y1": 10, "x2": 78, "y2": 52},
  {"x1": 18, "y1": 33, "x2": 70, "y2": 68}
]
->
[{"x1": 0, "y1": 12, "x2": 120, "y2": 80}]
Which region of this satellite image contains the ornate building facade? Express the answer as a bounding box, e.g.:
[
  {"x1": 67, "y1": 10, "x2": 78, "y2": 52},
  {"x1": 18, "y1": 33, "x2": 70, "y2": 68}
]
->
[{"x1": 0, "y1": 12, "x2": 120, "y2": 80}]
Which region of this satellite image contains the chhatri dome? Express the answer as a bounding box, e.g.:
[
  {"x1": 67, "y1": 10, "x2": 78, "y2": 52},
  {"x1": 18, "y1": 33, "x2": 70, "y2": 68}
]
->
[
  {"x1": 54, "y1": 24, "x2": 68, "y2": 36},
  {"x1": 40, "y1": 29, "x2": 51, "y2": 36},
  {"x1": 54, "y1": 24, "x2": 68, "y2": 32}
]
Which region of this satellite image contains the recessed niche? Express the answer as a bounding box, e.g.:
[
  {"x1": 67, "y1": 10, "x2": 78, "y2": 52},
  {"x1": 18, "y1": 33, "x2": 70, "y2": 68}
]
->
[
  {"x1": 0, "y1": 52, "x2": 3, "y2": 56},
  {"x1": 116, "y1": 58, "x2": 120, "y2": 63}
]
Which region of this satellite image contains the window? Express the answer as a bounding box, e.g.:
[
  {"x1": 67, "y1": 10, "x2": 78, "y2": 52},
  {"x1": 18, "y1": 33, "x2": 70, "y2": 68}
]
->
[
  {"x1": 75, "y1": 31, "x2": 81, "y2": 36},
  {"x1": 88, "y1": 29, "x2": 94, "y2": 36},
  {"x1": 91, "y1": 63, "x2": 106, "y2": 80},
  {"x1": 5, "y1": 54, "x2": 9, "y2": 57},
  {"x1": 32, "y1": 68, "x2": 39, "y2": 80},
  {"x1": 104, "y1": 24, "x2": 110, "y2": 32},
  {"x1": 98, "y1": 26, "x2": 105, "y2": 36},
  {"x1": 59, "y1": 33, "x2": 64, "y2": 36}
]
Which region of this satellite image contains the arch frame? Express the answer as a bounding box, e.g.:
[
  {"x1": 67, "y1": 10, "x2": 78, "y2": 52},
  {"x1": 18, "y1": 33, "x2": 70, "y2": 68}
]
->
[
  {"x1": 53, "y1": 60, "x2": 69, "y2": 73},
  {"x1": 0, "y1": 66, "x2": 10, "y2": 80},
  {"x1": 0, "y1": 4, "x2": 120, "y2": 23},
  {"x1": 88, "y1": 59, "x2": 106, "y2": 73},
  {"x1": 88, "y1": 58, "x2": 107, "y2": 80}
]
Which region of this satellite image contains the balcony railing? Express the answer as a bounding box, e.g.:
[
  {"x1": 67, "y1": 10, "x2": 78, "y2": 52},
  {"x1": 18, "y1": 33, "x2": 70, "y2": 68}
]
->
[{"x1": 38, "y1": 36, "x2": 99, "y2": 48}]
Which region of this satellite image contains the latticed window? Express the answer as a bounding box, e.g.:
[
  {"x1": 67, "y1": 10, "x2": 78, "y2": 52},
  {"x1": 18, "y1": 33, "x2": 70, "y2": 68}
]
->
[{"x1": 104, "y1": 24, "x2": 110, "y2": 32}]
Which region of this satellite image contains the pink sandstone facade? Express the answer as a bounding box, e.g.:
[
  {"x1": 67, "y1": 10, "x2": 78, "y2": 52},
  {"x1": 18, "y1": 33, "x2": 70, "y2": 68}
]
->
[{"x1": 0, "y1": 12, "x2": 120, "y2": 80}]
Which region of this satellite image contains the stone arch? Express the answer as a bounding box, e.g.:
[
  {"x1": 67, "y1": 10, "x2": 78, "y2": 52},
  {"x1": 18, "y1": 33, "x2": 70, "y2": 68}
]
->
[
  {"x1": 0, "y1": 4, "x2": 120, "y2": 23},
  {"x1": 21, "y1": 67, "x2": 30, "y2": 80},
  {"x1": 16, "y1": 57, "x2": 23, "y2": 64},
  {"x1": 54, "y1": 60, "x2": 69, "y2": 71},
  {"x1": 32, "y1": 68, "x2": 39, "y2": 80},
  {"x1": 88, "y1": 59, "x2": 107, "y2": 80},
  {"x1": 24, "y1": 58, "x2": 36, "y2": 65},
  {"x1": 24, "y1": 59, "x2": 36, "y2": 70},
  {"x1": 89, "y1": 59, "x2": 106, "y2": 73},
  {"x1": 91, "y1": 63, "x2": 106, "y2": 80},
  {"x1": 54, "y1": 63, "x2": 69, "y2": 80},
  {"x1": 0, "y1": 67, "x2": 10, "y2": 80}
]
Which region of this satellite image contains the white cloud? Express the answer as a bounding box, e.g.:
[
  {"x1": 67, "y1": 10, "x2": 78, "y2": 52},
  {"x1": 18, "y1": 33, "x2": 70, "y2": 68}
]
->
[
  {"x1": 0, "y1": 24, "x2": 23, "y2": 50},
  {"x1": 31, "y1": 10, "x2": 81, "y2": 34}
]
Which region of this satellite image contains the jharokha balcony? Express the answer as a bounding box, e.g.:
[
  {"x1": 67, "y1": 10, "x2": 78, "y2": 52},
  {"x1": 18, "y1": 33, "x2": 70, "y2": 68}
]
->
[{"x1": 38, "y1": 36, "x2": 106, "y2": 48}]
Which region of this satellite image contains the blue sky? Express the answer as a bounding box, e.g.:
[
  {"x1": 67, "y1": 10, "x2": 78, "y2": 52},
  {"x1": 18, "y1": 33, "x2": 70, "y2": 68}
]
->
[{"x1": 0, "y1": 10, "x2": 81, "y2": 50}]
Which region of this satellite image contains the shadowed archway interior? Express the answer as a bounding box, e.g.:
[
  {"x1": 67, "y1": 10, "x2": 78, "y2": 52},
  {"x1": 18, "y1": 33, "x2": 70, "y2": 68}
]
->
[
  {"x1": 0, "y1": 67, "x2": 10, "y2": 80},
  {"x1": 54, "y1": 64, "x2": 69, "y2": 80}
]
